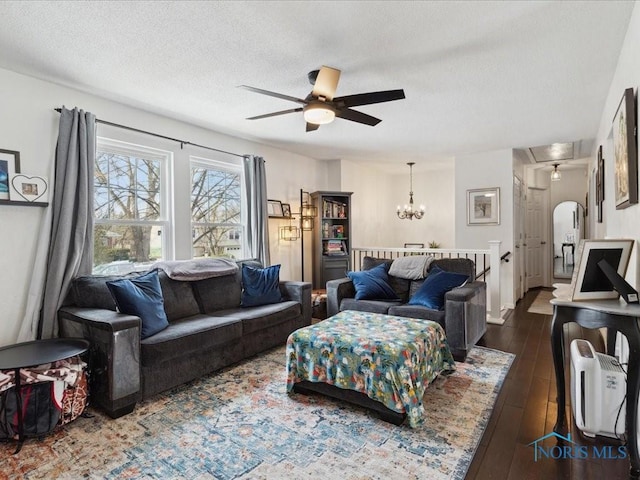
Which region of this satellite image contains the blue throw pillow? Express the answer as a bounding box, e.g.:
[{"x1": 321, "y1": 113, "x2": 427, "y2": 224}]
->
[
  {"x1": 106, "y1": 269, "x2": 169, "y2": 339},
  {"x1": 408, "y1": 269, "x2": 469, "y2": 310},
  {"x1": 347, "y1": 263, "x2": 398, "y2": 300},
  {"x1": 241, "y1": 264, "x2": 282, "y2": 307}
]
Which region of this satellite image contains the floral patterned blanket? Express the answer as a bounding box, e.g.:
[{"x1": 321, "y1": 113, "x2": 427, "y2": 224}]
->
[{"x1": 286, "y1": 310, "x2": 456, "y2": 427}]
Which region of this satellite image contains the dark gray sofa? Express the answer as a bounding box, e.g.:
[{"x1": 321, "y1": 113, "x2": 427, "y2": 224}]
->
[
  {"x1": 326, "y1": 256, "x2": 486, "y2": 361},
  {"x1": 58, "y1": 259, "x2": 311, "y2": 418}
]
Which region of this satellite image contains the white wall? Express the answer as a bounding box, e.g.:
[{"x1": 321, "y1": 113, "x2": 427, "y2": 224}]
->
[
  {"x1": 0, "y1": 67, "x2": 328, "y2": 346},
  {"x1": 455, "y1": 148, "x2": 514, "y2": 308},
  {"x1": 338, "y1": 160, "x2": 455, "y2": 249},
  {"x1": 593, "y1": 2, "x2": 640, "y2": 288}
]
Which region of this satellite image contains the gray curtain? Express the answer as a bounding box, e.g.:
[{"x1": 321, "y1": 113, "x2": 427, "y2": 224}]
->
[
  {"x1": 243, "y1": 155, "x2": 270, "y2": 265},
  {"x1": 38, "y1": 107, "x2": 96, "y2": 339}
]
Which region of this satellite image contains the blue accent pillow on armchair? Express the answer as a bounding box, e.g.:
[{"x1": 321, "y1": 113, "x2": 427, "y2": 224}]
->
[
  {"x1": 408, "y1": 268, "x2": 468, "y2": 310},
  {"x1": 241, "y1": 264, "x2": 282, "y2": 307},
  {"x1": 347, "y1": 263, "x2": 398, "y2": 300},
  {"x1": 106, "y1": 269, "x2": 169, "y2": 339}
]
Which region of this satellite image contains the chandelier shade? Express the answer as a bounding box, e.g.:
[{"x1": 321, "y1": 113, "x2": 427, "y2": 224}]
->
[{"x1": 397, "y1": 162, "x2": 425, "y2": 220}]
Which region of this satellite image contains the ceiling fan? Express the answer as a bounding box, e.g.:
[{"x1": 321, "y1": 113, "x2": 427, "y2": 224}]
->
[{"x1": 239, "y1": 66, "x2": 405, "y2": 132}]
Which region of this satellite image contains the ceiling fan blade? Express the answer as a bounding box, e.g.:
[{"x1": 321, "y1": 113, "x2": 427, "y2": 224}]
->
[
  {"x1": 312, "y1": 66, "x2": 341, "y2": 101},
  {"x1": 306, "y1": 122, "x2": 320, "y2": 132},
  {"x1": 335, "y1": 108, "x2": 381, "y2": 126},
  {"x1": 246, "y1": 108, "x2": 303, "y2": 120},
  {"x1": 333, "y1": 89, "x2": 405, "y2": 108},
  {"x1": 238, "y1": 85, "x2": 307, "y2": 105}
]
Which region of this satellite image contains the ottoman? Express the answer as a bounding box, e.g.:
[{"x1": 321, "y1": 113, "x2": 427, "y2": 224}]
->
[{"x1": 286, "y1": 310, "x2": 456, "y2": 427}]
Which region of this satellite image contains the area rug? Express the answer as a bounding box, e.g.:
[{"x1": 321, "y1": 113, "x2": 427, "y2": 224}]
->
[
  {"x1": 1, "y1": 345, "x2": 514, "y2": 480},
  {"x1": 527, "y1": 290, "x2": 555, "y2": 315}
]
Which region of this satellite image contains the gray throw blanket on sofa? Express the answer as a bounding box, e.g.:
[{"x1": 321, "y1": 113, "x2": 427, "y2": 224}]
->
[
  {"x1": 153, "y1": 258, "x2": 239, "y2": 281},
  {"x1": 388, "y1": 255, "x2": 435, "y2": 280}
]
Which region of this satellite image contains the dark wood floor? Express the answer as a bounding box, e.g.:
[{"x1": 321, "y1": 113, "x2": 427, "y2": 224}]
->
[{"x1": 467, "y1": 288, "x2": 631, "y2": 480}]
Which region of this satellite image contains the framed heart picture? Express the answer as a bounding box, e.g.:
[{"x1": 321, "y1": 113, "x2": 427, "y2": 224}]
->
[{"x1": 10, "y1": 174, "x2": 49, "y2": 203}]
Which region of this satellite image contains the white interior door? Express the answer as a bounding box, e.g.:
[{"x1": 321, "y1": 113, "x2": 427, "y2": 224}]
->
[
  {"x1": 525, "y1": 187, "x2": 545, "y2": 290},
  {"x1": 513, "y1": 175, "x2": 525, "y2": 301}
]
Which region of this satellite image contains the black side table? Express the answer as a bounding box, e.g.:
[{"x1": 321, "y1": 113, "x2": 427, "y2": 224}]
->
[
  {"x1": 0, "y1": 338, "x2": 89, "y2": 453},
  {"x1": 551, "y1": 298, "x2": 640, "y2": 479}
]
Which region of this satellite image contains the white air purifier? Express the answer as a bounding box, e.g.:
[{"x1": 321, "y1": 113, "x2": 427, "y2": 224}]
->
[{"x1": 570, "y1": 339, "x2": 626, "y2": 438}]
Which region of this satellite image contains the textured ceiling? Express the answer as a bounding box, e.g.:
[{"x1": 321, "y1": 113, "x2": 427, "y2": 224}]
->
[{"x1": 0, "y1": 1, "x2": 634, "y2": 168}]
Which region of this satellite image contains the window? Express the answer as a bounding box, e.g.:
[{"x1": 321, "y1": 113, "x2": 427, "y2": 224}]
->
[
  {"x1": 191, "y1": 157, "x2": 245, "y2": 259},
  {"x1": 93, "y1": 138, "x2": 172, "y2": 274}
]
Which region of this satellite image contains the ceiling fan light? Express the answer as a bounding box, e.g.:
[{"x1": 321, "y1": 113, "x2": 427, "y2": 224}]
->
[{"x1": 303, "y1": 104, "x2": 336, "y2": 125}]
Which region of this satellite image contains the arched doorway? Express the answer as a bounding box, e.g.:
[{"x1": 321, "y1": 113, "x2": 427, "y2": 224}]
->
[{"x1": 552, "y1": 201, "x2": 584, "y2": 279}]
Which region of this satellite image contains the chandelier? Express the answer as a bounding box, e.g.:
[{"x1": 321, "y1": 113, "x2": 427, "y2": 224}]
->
[{"x1": 397, "y1": 162, "x2": 425, "y2": 220}]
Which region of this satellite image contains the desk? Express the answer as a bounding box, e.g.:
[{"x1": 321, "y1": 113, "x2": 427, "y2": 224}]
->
[
  {"x1": 0, "y1": 338, "x2": 89, "y2": 453},
  {"x1": 561, "y1": 242, "x2": 575, "y2": 266},
  {"x1": 551, "y1": 298, "x2": 640, "y2": 478}
]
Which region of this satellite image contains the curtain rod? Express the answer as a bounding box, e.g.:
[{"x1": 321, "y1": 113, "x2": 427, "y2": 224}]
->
[{"x1": 54, "y1": 108, "x2": 245, "y2": 158}]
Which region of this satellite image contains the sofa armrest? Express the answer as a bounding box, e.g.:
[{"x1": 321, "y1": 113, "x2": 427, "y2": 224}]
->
[
  {"x1": 444, "y1": 281, "x2": 487, "y2": 361},
  {"x1": 445, "y1": 281, "x2": 485, "y2": 303},
  {"x1": 326, "y1": 277, "x2": 356, "y2": 318},
  {"x1": 280, "y1": 281, "x2": 312, "y2": 326},
  {"x1": 59, "y1": 307, "x2": 141, "y2": 332},
  {"x1": 58, "y1": 307, "x2": 142, "y2": 418}
]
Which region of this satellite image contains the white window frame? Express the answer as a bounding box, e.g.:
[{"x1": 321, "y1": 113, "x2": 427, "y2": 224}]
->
[
  {"x1": 94, "y1": 137, "x2": 174, "y2": 264},
  {"x1": 190, "y1": 156, "x2": 246, "y2": 259}
]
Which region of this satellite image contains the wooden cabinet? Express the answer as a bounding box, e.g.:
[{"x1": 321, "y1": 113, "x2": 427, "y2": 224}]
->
[{"x1": 311, "y1": 191, "x2": 353, "y2": 289}]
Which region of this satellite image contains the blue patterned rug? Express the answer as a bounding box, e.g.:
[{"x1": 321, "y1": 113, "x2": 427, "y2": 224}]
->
[{"x1": 1, "y1": 345, "x2": 513, "y2": 479}]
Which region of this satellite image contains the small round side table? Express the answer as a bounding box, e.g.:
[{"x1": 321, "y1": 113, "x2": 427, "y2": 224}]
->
[{"x1": 0, "y1": 338, "x2": 89, "y2": 453}]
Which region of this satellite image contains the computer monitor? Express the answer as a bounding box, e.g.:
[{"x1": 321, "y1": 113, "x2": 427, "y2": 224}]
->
[{"x1": 570, "y1": 239, "x2": 637, "y2": 303}]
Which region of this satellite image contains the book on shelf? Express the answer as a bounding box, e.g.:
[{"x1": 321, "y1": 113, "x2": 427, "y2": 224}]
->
[
  {"x1": 322, "y1": 199, "x2": 347, "y2": 218},
  {"x1": 324, "y1": 239, "x2": 348, "y2": 256}
]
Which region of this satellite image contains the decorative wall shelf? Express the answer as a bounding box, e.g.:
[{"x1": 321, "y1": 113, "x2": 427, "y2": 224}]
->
[{"x1": 0, "y1": 199, "x2": 49, "y2": 207}]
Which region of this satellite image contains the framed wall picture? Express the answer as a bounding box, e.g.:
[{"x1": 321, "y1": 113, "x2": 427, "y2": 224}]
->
[
  {"x1": 612, "y1": 88, "x2": 638, "y2": 209},
  {"x1": 596, "y1": 145, "x2": 604, "y2": 223},
  {"x1": 281, "y1": 203, "x2": 291, "y2": 218},
  {"x1": 0, "y1": 149, "x2": 21, "y2": 200},
  {"x1": 569, "y1": 239, "x2": 634, "y2": 301},
  {"x1": 267, "y1": 199, "x2": 284, "y2": 217},
  {"x1": 10, "y1": 174, "x2": 49, "y2": 203},
  {"x1": 467, "y1": 187, "x2": 500, "y2": 225},
  {"x1": 597, "y1": 145, "x2": 605, "y2": 203}
]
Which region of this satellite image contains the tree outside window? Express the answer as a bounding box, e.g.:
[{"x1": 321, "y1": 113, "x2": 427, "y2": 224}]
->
[
  {"x1": 93, "y1": 140, "x2": 170, "y2": 274},
  {"x1": 191, "y1": 159, "x2": 244, "y2": 259}
]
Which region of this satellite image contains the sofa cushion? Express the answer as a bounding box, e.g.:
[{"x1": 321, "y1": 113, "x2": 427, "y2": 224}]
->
[
  {"x1": 241, "y1": 264, "x2": 282, "y2": 307},
  {"x1": 140, "y1": 314, "x2": 242, "y2": 365},
  {"x1": 408, "y1": 269, "x2": 468, "y2": 310},
  {"x1": 213, "y1": 300, "x2": 300, "y2": 335},
  {"x1": 347, "y1": 263, "x2": 398, "y2": 300},
  {"x1": 157, "y1": 271, "x2": 200, "y2": 322},
  {"x1": 340, "y1": 299, "x2": 402, "y2": 315},
  {"x1": 193, "y1": 271, "x2": 243, "y2": 313},
  {"x1": 70, "y1": 273, "x2": 140, "y2": 310},
  {"x1": 362, "y1": 256, "x2": 410, "y2": 301},
  {"x1": 106, "y1": 269, "x2": 169, "y2": 339},
  {"x1": 387, "y1": 305, "x2": 446, "y2": 327},
  {"x1": 430, "y1": 258, "x2": 475, "y2": 283}
]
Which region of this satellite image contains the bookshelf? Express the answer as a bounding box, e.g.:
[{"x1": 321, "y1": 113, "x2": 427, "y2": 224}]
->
[{"x1": 310, "y1": 191, "x2": 353, "y2": 289}]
